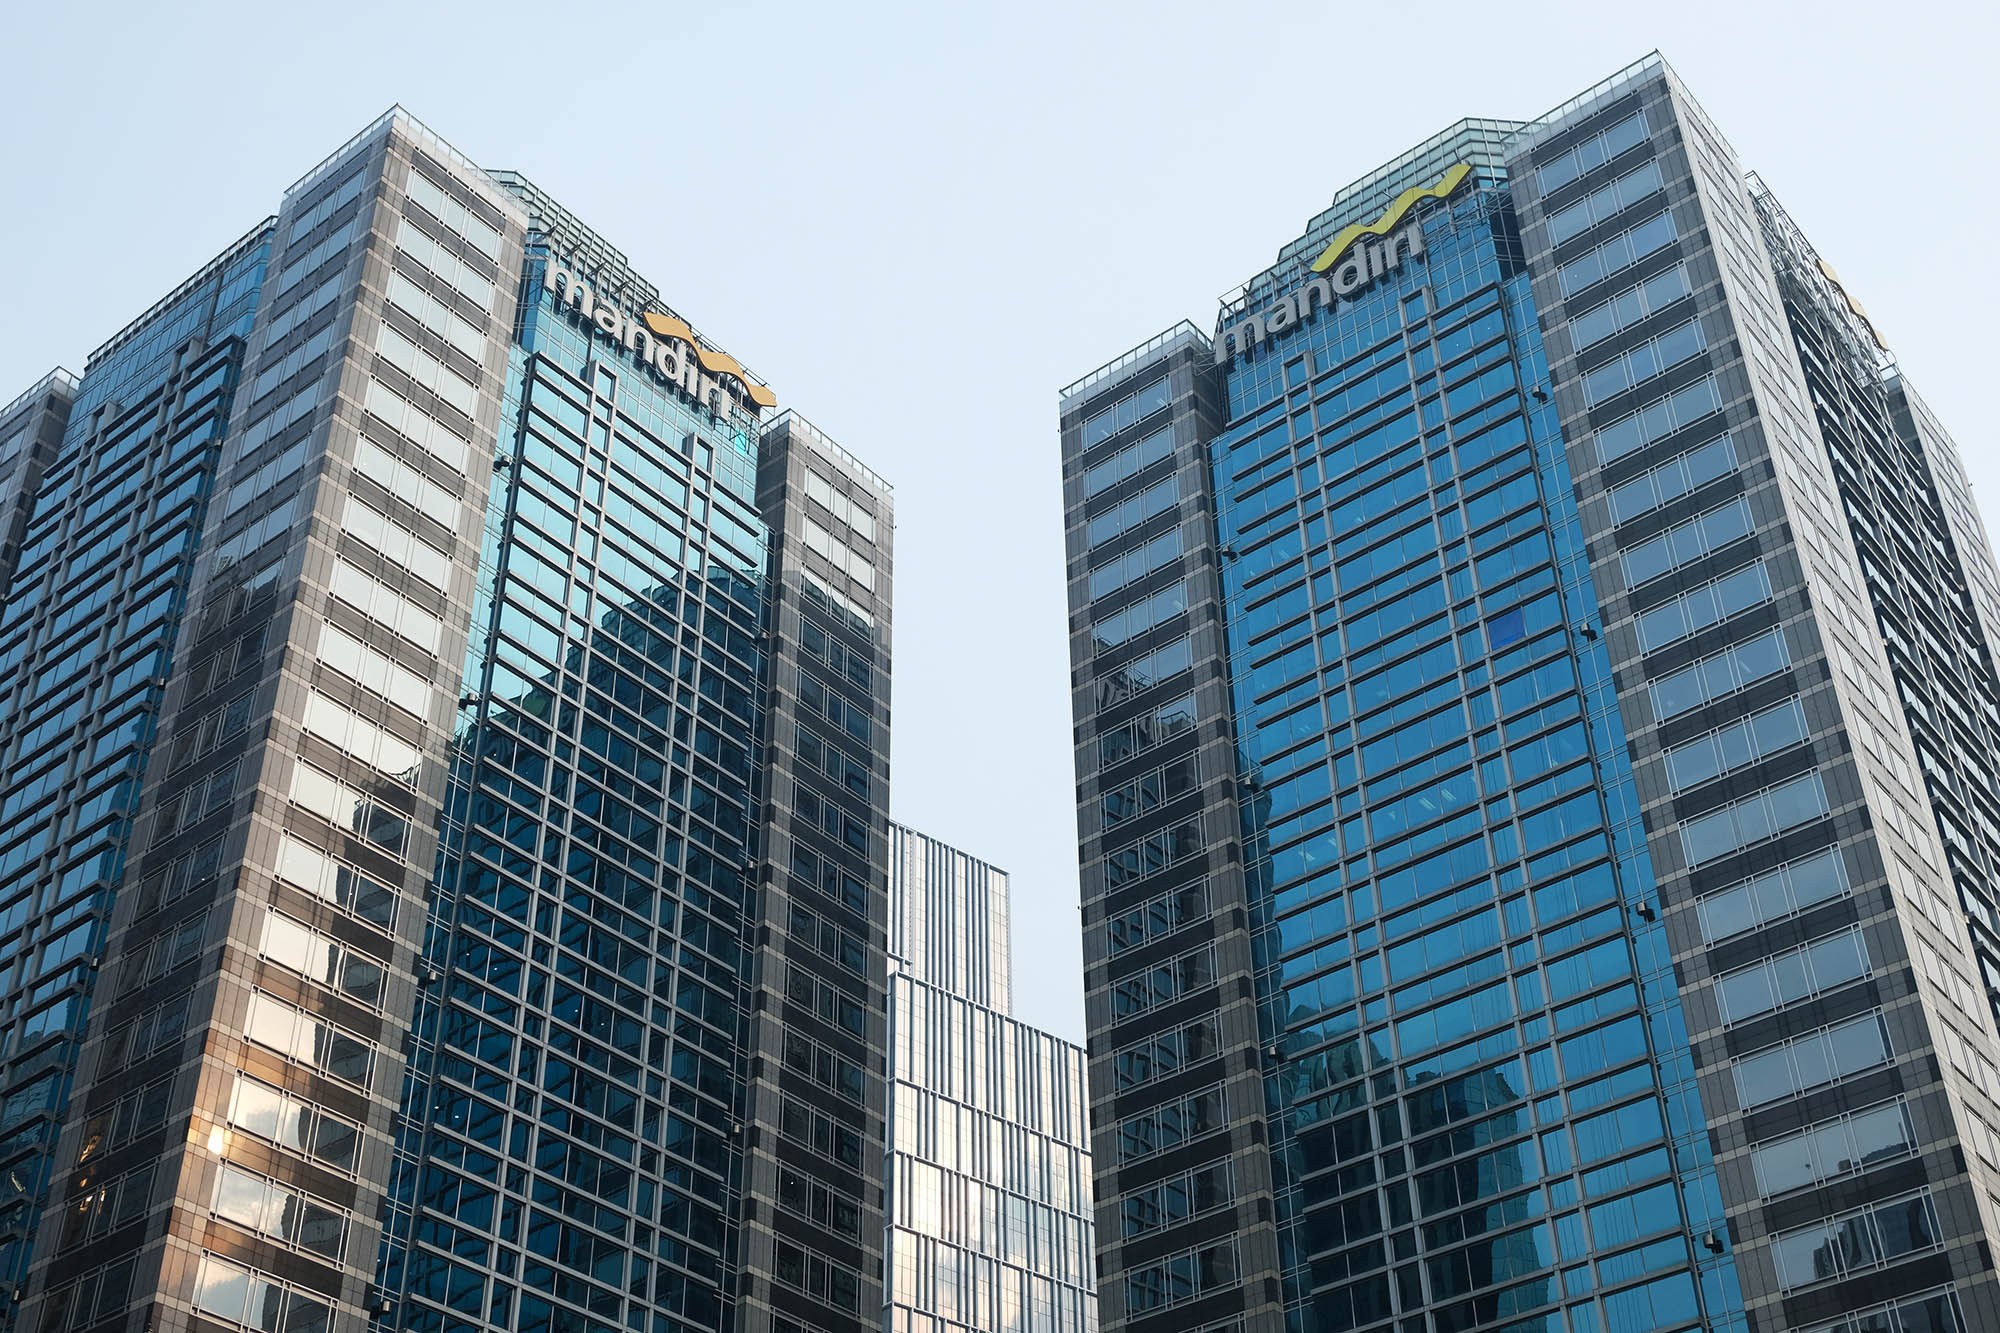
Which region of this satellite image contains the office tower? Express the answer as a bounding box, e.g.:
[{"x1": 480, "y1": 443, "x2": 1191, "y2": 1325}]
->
[
  {"x1": 1060, "y1": 54, "x2": 2000, "y2": 1333},
  {"x1": 883, "y1": 824, "x2": 1096, "y2": 1333},
  {"x1": 0, "y1": 108, "x2": 895, "y2": 1333}
]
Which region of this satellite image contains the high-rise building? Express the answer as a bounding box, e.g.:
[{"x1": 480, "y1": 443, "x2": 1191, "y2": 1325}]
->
[
  {"x1": 1060, "y1": 53, "x2": 2000, "y2": 1333},
  {"x1": 883, "y1": 824, "x2": 1095, "y2": 1333},
  {"x1": 0, "y1": 108, "x2": 895, "y2": 1333}
]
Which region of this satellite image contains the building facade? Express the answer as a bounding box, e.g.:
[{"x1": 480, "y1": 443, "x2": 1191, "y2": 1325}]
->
[
  {"x1": 0, "y1": 108, "x2": 895, "y2": 1333},
  {"x1": 1060, "y1": 55, "x2": 2000, "y2": 1333},
  {"x1": 883, "y1": 824, "x2": 1096, "y2": 1333}
]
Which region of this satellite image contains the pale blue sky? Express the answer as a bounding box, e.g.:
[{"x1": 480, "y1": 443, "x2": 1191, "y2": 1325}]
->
[{"x1": 3, "y1": 0, "x2": 1994, "y2": 1042}]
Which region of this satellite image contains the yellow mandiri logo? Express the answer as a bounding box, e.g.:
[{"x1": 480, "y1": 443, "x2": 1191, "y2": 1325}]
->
[
  {"x1": 1216, "y1": 162, "x2": 1473, "y2": 365},
  {"x1": 546, "y1": 256, "x2": 778, "y2": 414}
]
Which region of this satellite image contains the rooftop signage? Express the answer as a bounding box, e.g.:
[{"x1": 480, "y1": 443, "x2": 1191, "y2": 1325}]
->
[
  {"x1": 544, "y1": 256, "x2": 777, "y2": 412},
  {"x1": 1215, "y1": 163, "x2": 1473, "y2": 366}
]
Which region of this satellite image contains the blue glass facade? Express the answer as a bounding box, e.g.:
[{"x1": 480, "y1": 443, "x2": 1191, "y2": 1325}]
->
[
  {"x1": 0, "y1": 225, "x2": 268, "y2": 1316},
  {"x1": 1, "y1": 111, "x2": 895, "y2": 1333},
  {"x1": 378, "y1": 229, "x2": 771, "y2": 1333},
  {"x1": 1064, "y1": 54, "x2": 2000, "y2": 1333},
  {"x1": 1213, "y1": 156, "x2": 1739, "y2": 1333}
]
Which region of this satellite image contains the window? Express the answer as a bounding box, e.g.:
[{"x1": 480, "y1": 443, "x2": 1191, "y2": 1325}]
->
[
  {"x1": 1107, "y1": 882, "x2": 1210, "y2": 955},
  {"x1": 1649, "y1": 626, "x2": 1787, "y2": 720},
  {"x1": 1116, "y1": 1084, "x2": 1226, "y2": 1164},
  {"x1": 1125, "y1": 1239, "x2": 1239, "y2": 1312},
  {"x1": 1103, "y1": 819, "x2": 1202, "y2": 889},
  {"x1": 192, "y1": 1252, "x2": 334, "y2": 1332},
  {"x1": 289, "y1": 759, "x2": 409, "y2": 855},
  {"x1": 258, "y1": 910, "x2": 385, "y2": 1007},
  {"x1": 1609, "y1": 435, "x2": 1736, "y2": 527},
  {"x1": 1536, "y1": 111, "x2": 1648, "y2": 195},
  {"x1": 1114, "y1": 1016, "x2": 1219, "y2": 1090},
  {"x1": 1111, "y1": 942, "x2": 1216, "y2": 1018},
  {"x1": 1102, "y1": 753, "x2": 1199, "y2": 826},
  {"x1": 1620, "y1": 496, "x2": 1752, "y2": 587},
  {"x1": 1573, "y1": 264, "x2": 1692, "y2": 351},
  {"x1": 1635, "y1": 561, "x2": 1770, "y2": 652},
  {"x1": 386, "y1": 270, "x2": 487, "y2": 363},
  {"x1": 803, "y1": 517, "x2": 875, "y2": 591},
  {"x1": 273, "y1": 833, "x2": 398, "y2": 927},
  {"x1": 1582, "y1": 318, "x2": 1705, "y2": 405},
  {"x1": 1733, "y1": 1012, "x2": 1891, "y2": 1110},
  {"x1": 301, "y1": 693, "x2": 422, "y2": 783},
  {"x1": 342, "y1": 495, "x2": 451, "y2": 590},
  {"x1": 1594, "y1": 375, "x2": 1723, "y2": 465},
  {"x1": 363, "y1": 377, "x2": 470, "y2": 473},
  {"x1": 1549, "y1": 159, "x2": 1666, "y2": 245},
  {"x1": 1803, "y1": 1290, "x2": 1965, "y2": 1333},
  {"x1": 353, "y1": 436, "x2": 460, "y2": 524},
  {"x1": 1120, "y1": 1161, "x2": 1233, "y2": 1237},
  {"x1": 244, "y1": 991, "x2": 375, "y2": 1087},
  {"x1": 329, "y1": 558, "x2": 444, "y2": 654},
  {"x1": 1751, "y1": 1099, "x2": 1914, "y2": 1197},
  {"x1": 1098, "y1": 692, "x2": 1198, "y2": 766},
  {"x1": 1664, "y1": 696, "x2": 1808, "y2": 792},
  {"x1": 376, "y1": 321, "x2": 477, "y2": 418},
  {"x1": 1084, "y1": 422, "x2": 1175, "y2": 497},
  {"x1": 1089, "y1": 528, "x2": 1182, "y2": 601},
  {"x1": 803, "y1": 469, "x2": 878, "y2": 542},
  {"x1": 1697, "y1": 845, "x2": 1848, "y2": 941},
  {"x1": 1558, "y1": 211, "x2": 1677, "y2": 299},
  {"x1": 1679, "y1": 770, "x2": 1828, "y2": 865},
  {"x1": 1095, "y1": 581, "x2": 1190, "y2": 653},
  {"x1": 212, "y1": 1164, "x2": 346, "y2": 1260},
  {"x1": 404, "y1": 170, "x2": 504, "y2": 262},
  {"x1": 1090, "y1": 474, "x2": 1179, "y2": 547},
  {"x1": 317, "y1": 621, "x2": 430, "y2": 717},
  {"x1": 1095, "y1": 639, "x2": 1194, "y2": 710},
  {"x1": 1714, "y1": 925, "x2": 1867, "y2": 1025},
  {"x1": 227, "y1": 1072, "x2": 361, "y2": 1170},
  {"x1": 1082, "y1": 378, "x2": 1172, "y2": 451}
]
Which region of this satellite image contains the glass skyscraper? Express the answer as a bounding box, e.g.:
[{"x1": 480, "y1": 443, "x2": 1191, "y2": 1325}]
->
[
  {"x1": 883, "y1": 823, "x2": 1096, "y2": 1333},
  {"x1": 1060, "y1": 54, "x2": 2000, "y2": 1333},
  {"x1": 0, "y1": 108, "x2": 894, "y2": 1333}
]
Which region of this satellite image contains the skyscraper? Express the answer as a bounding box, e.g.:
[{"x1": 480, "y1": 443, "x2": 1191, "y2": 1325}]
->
[
  {"x1": 0, "y1": 108, "x2": 894, "y2": 1333},
  {"x1": 1061, "y1": 53, "x2": 2000, "y2": 1333},
  {"x1": 883, "y1": 824, "x2": 1095, "y2": 1333}
]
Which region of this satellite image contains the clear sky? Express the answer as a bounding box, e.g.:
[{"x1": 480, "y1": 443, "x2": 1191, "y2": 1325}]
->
[{"x1": 3, "y1": 0, "x2": 1994, "y2": 1043}]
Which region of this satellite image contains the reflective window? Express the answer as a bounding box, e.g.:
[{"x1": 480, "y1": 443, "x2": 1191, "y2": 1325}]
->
[
  {"x1": 317, "y1": 620, "x2": 431, "y2": 717},
  {"x1": 1536, "y1": 111, "x2": 1649, "y2": 195},
  {"x1": 244, "y1": 991, "x2": 375, "y2": 1088},
  {"x1": 212, "y1": 1162, "x2": 347, "y2": 1260},
  {"x1": 1649, "y1": 627, "x2": 1787, "y2": 720},
  {"x1": 1082, "y1": 379, "x2": 1172, "y2": 451},
  {"x1": 1558, "y1": 211, "x2": 1677, "y2": 299},
  {"x1": 1582, "y1": 318, "x2": 1705, "y2": 406},
  {"x1": 1664, "y1": 696, "x2": 1808, "y2": 791},
  {"x1": 1734, "y1": 1012, "x2": 1892, "y2": 1110},
  {"x1": 1089, "y1": 474, "x2": 1179, "y2": 547},
  {"x1": 227, "y1": 1072, "x2": 361, "y2": 1170},
  {"x1": 1573, "y1": 263, "x2": 1692, "y2": 351},
  {"x1": 1595, "y1": 375, "x2": 1723, "y2": 465},
  {"x1": 1621, "y1": 496, "x2": 1753, "y2": 588},
  {"x1": 1680, "y1": 770, "x2": 1828, "y2": 865},
  {"x1": 1752, "y1": 1099, "x2": 1914, "y2": 1197},
  {"x1": 1094, "y1": 581, "x2": 1188, "y2": 653},
  {"x1": 192, "y1": 1253, "x2": 334, "y2": 1333},
  {"x1": 1715, "y1": 925, "x2": 1868, "y2": 1025},
  {"x1": 1697, "y1": 845, "x2": 1848, "y2": 941},
  {"x1": 1549, "y1": 159, "x2": 1667, "y2": 246},
  {"x1": 1089, "y1": 528, "x2": 1183, "y2": 601},
  {"x1": 1635, "y1": 561, "x2": 1771, "y2": 651}
]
